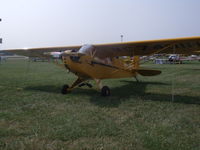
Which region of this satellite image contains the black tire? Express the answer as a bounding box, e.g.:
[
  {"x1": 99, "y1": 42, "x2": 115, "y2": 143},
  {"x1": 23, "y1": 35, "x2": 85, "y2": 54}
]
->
[
  {"x1": 101, "y1": 86, "x2": 110, "y2": 96},
  {"x1": 61, "y1": 84, "x2": 69, "y2": 94}
]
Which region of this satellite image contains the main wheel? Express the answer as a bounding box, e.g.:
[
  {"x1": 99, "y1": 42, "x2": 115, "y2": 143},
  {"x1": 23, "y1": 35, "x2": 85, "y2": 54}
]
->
[
  {"x1": 61, "y1": 84, "x2": 69, "y2": 94},
  {"x1": 101, "y1": 86, "x2": 110, "y2": 96}
]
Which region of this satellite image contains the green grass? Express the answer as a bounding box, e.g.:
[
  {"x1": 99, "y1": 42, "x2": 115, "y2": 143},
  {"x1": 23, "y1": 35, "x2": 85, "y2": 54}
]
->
[{"x1": 0, "y1": 59, "x2": 200, "y2": 150}]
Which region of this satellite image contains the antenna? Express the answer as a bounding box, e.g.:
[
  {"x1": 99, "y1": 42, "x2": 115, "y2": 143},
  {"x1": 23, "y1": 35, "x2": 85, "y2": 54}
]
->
[
  {"x1": 120, "y1": 35, "x2": 124, "y2": 42},
  {"x1": 0, "y1": 18, "x2": 2, "y2": 44}
]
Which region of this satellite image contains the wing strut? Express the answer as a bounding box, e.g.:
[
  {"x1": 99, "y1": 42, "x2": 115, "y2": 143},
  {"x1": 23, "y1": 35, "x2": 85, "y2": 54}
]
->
[
  {"x1": 171, "y1": 44, "x2": 176, "y2": 102},
  {"x1": 147, "y1": 44, "x2": 173, "y2": 57}
]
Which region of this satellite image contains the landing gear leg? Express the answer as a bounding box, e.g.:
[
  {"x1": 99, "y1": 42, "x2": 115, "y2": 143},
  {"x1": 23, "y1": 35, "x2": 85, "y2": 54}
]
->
[
  {"x1": 95, "y1": 79, "x2": 103, "y2": 90},
  {"x1": 95, "y1": 79, "x2": 110, "y2": 97},
  {"x1": 134, "y1": 76, "x2": 139, "y2": 82},
  {"x1": 61, "y1": 77, "x2": 85, "y2": 94}
]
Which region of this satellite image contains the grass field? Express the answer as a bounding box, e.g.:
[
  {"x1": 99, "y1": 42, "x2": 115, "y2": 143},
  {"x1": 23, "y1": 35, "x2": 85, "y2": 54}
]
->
[{"x1": 0, "y1": 59, "x2": 200, "y2": 150}]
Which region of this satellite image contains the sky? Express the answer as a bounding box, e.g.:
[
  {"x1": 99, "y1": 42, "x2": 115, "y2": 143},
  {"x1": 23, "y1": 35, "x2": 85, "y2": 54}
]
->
[{"x1": 0, "y1": 0, "x2": 200, "y2": 49}]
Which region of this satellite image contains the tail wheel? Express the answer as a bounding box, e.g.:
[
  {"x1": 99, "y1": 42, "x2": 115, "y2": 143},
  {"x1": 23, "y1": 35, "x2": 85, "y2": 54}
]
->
[
  {"x1": 101, "y1": 86, "x2": 110, "y2": 97},
  {"x1": 61, "y1": 84, "x2": 69, "y2": 94}
]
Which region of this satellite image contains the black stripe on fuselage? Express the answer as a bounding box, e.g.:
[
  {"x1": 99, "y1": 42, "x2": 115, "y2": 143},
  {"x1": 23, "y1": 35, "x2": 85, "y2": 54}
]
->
[{"x1": 90, "y1": 61, "x2": 119, "y2": 69}]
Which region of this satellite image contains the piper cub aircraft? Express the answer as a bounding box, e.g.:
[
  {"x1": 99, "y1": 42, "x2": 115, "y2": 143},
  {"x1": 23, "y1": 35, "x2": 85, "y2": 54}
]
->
[{"x1": 2, "y1": 37, "x2": 200, "y2": 96}]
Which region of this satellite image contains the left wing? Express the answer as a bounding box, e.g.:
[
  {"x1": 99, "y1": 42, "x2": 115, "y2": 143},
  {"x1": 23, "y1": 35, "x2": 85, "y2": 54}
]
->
[{"x1": 93, "y1": 36, "x2": 200, "y2": 58}]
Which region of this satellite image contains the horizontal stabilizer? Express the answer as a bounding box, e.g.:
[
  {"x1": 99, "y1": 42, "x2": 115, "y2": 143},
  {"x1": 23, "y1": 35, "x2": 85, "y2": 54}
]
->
[{"x1": 137, "y1": 69, "x2": 162, "y2": 76}]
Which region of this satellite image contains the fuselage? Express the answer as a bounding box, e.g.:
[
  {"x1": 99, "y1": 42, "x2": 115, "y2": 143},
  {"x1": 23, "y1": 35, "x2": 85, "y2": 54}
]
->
[{"x1": 62, "y1": 54, "x2": 137, "y2": 79}]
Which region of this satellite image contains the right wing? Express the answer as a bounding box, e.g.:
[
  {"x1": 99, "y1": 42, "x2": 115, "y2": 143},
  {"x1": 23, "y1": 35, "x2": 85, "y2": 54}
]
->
[{"x1": 1, "y1": 46, "x2": 81, "y2": 58}]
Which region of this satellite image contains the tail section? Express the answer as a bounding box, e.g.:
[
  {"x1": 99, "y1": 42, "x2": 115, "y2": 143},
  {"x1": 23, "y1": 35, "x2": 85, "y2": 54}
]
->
[
  {"x1": 132, "y1": 56, "x2": 161, "y2": 76},
  {"x1": 137, "y1": 69, "x2": 161, "y2": 76}
]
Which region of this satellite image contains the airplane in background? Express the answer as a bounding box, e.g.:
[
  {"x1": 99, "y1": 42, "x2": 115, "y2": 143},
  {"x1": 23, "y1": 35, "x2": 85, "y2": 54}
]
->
[{"x1": 1, "y1": 37, "x2": 200, "y2": 96}]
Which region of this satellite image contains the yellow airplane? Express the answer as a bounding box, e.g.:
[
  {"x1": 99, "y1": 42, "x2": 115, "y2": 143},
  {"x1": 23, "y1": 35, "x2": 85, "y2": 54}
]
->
[{"x1": 2, "y1": 37, "x2": 200, "y2": 96}]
